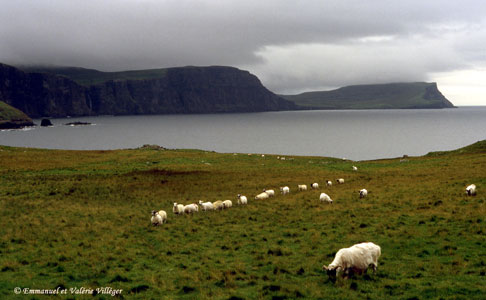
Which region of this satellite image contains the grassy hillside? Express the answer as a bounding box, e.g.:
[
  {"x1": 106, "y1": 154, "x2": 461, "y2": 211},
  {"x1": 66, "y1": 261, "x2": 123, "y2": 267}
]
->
[
  {"x1": 281, "y1": 82, "x2": 455, "y2": 109},
  {"x1": 0, "y1": 101, "x2": 33, "y2": 129},
  {"x1": 19, "y1": 66, "x2": 169, "y2": 86},
  {"x1": 0, "y1": 143, "x2": 485, "y2": 299}
]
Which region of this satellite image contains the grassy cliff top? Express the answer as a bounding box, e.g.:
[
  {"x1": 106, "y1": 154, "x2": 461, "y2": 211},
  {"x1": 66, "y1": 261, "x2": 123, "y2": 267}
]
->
[
  {"x1": 0, "y1": 141, "x2": 484, "y2": 299},
  {"x1": 0, "y1": 101, "x2": 33, "y2": 127},
  {"x1": 282, "y1": 82, "x2": 455, "y2": 109}
]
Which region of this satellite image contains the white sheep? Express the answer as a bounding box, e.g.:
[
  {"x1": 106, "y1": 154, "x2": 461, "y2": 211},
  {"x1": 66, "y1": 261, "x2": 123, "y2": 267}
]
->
[
  {"x1": 319, "y1": 192, "x2": 333, "y2": 204},
  {"x1": 151, "y1": 210, "x2": 166, "y2": 226},
  {"x1": 466, "y1": 184, "x2": 477, "y2": 196},
  {"x1": 213, "y1": 200, "x2": 224, "y2": 210},
  {"x1": 199, "y1": 200, "x2": 214, "y2": 211},
  {"x1": 323, "y1": 242, "x2": 381, "y2": 279},
  {"x1": 326, "y1": 180, "x2": 333, "y2": 186},
  {"x1": 280, "y1": 186, "x2": 290, "y2": 195},
  {"x1": 352, "y1": 166, "x2": 358, "y2": 171},
  {"x1": 255, "y1": 192, "x2": 269, "y2": 200},
  {"x1": 264, "y1": 189, "x2": 275, "y2": 197},
  {"x1": 359, "y1": 189, "x2": 368, "y2": 198},
  {"x1": 298, "y1": 184, "x2": 308, "y2": 191},
  {"x1": 311, "y1": 183, "x2": 319, "y2": 189},
  {"x1": 183, "y1": 204, "x2": 197, "y2": 214},
  {"x1": 173, "y1": 202, "x2": 184, "y2": 215},
  {"x1": 222, "y1": 200, "x2": 233, "y2": 209},
  {"x1": 237, "y1": 194, "x2": 248, "y2": 205},
  {"x1": 336, "y1": 178, "x2": 345, "y2": 184}
]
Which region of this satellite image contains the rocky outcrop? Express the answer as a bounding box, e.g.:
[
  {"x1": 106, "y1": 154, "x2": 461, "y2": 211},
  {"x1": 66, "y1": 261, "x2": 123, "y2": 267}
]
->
[
  {"x1": 1, "y1": 63, "x2": 297, "y2": 118},
  {"x1": 0, "y1": 100, "x2": 34, "y2": 129}
]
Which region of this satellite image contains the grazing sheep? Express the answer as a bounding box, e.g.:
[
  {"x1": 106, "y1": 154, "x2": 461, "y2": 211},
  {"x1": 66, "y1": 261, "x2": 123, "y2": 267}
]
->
[
  {"x1": 323, "y1": 242, "x2": 381, "y2": 279},
  {"x1": 359, "y1": 189, "x2": 368, "y2": 198},
  {"x1": 237, "y1": 194, "x2": 248, "y2": 205},
  {"x1": 222, "y1": 200, "x2": 233, "y2": 209},
  {"x1": 326, "y1": 180, "x2": 333, "y2": 186},
  {"x1": 280, "y1": 186, "x2": 290, "y2": 195},
  {"x1": 298, "y1": 184, "x2": 308, "y2": 191},
  {"x1": 336, "y1": 178, "x2": 345, "y2": 184},
  {"x1": 466, "y1": 184, "x2": 477, "y2": 196},
  {"x1": 173, "y1": 202, "x2": 184, "y2": 215},
  {"x1": 263, "y1": 189, "x2": 275, "y2": 197},
  {"x1": 255, "y1": 192, "x2": 269, "y2": 200},
  {"x1": 183, "y1": 204, "x2": 197, "y2": 214},
  {"x1": 319, "y1": 192, "x2": 333, "y2": 204},
  {"x1": 158, "y1": 210, "x2": 167, "y2": 223},
  {"x1": 199, "y1": 200, "x2": 214, "y2": 211},
  {"x1": 311, "y1": 183, "x2": 319, "y2": 189},
  {"x1": 352, "y1": 166, "x2": 358, "y2": 171},
  {"x1": 213, "y1": 200, "x2": 224, "y2": 210},
  {"x1": 151, "y1": 210, "x2": 165, "y2": 226}
]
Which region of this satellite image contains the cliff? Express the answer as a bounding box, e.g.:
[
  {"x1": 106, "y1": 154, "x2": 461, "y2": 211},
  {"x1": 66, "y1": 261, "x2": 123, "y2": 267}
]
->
[
  {"x1": 281, "y1": 82, "x2": 455, "y2": 109},
  {"x1": 0, "y1": 101, "x2": 34, "y2": 129},
  {"x1": 2, "y1": 63, "x2": 297, "y2": 118}
]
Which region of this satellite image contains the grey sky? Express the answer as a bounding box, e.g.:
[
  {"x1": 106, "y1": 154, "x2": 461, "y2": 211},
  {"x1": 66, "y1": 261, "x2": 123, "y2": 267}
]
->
[{"x1": 1, "y1": 0, "x2": 486, "y2": 104}]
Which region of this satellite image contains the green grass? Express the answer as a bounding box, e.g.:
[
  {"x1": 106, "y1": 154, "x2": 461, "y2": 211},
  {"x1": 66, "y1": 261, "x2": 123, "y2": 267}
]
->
[{"x1": 0, "y1": 143, "x2": 485, "y2": 299}]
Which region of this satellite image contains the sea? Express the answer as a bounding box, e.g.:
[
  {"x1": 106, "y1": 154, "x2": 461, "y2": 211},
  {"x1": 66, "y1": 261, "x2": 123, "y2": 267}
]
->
[{"x1": 1, "y1": 107, "x2": 485, "y2": 161}]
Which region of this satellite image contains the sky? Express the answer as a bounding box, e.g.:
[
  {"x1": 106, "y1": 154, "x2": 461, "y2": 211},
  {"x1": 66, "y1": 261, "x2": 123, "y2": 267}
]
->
[{"x1": 1, "y1": 0, "x2": 485, "y2": 105}]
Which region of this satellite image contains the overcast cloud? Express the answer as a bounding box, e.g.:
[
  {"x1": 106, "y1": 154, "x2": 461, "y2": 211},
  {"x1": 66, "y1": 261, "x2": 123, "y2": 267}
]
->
[{"x1": 1, "y1": 0, "x2": 486, "y2": 104}]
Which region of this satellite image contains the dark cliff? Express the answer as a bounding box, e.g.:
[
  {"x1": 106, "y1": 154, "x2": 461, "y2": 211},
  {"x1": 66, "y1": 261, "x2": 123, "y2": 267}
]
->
[
  {"x1": 1, "y1": 63, "x2": 297, "y2": 118},
  {"x1": 281, "y1": 82, "x2": 455, "y2": 109}
]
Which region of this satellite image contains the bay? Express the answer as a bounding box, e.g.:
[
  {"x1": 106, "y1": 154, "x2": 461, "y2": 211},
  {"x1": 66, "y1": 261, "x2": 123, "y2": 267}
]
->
[{"x1": 1, "y1": 107, "x2": 485, "y2": 161}]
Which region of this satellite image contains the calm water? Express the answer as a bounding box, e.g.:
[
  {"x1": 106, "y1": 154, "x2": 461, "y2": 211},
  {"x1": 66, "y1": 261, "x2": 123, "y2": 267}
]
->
[{"x1": 1, "y1": 107, "x2": 485, "y2": 160}]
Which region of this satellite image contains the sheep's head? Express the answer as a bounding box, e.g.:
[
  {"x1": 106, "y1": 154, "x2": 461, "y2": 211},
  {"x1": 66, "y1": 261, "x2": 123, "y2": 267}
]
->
[
  {"x1": 151, "y1": 210, "x2": 157, "y2": 216},
  {"x1": 173, "y1": 202, "x2": 177, "y2": 207}
]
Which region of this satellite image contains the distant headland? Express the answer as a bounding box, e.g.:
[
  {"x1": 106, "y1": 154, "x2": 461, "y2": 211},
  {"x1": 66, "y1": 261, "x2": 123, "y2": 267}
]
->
[{"x1": 0, "y1": 62, "x2": 454, "y2": 129}]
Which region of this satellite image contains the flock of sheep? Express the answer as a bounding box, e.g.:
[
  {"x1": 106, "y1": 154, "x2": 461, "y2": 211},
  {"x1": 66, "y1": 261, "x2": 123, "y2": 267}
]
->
[{"x1": 149, "y1": 163, "x2": 478, "y2": 280}]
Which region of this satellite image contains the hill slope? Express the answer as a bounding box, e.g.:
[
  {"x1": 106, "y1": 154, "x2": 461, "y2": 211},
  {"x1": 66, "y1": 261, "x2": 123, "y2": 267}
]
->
[
  {"x1": 281, "y1": 82, "x2": 455, "y2": 109},
  {"x1": 1, "y1": 63, "x2": 297, "y2": 118},
  {"x1": 0, "y1": 101, "x2": 34, "y2": 129}
]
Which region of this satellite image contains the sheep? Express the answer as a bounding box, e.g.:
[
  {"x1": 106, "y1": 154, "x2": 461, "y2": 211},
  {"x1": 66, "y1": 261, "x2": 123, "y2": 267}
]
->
[
  {"x1": 326, "y1": 180, "x2": 333, "y2": 186},
  {"x1": 280, "y1": 186, "x2": 290, "y2": 195},
  {"x1": 298, "y1": 184, "x2": 307, "y2": 191},
  {"x1": 264, "y1": 189, "x2": 275, "y2": 197},
  {"x1": 359, "y1": 189, "x2": 368, "y2": 198},
  {"x1": 237, "y1": 194, "x2": 248, "y2": 205},
  {"x1": 173, "y1": 202, "x2": 184, "y2": 215},
  {"x1": 199, "y1": 200, "x2": 214, "y2": 211},
  {"x1": 255, "y1": 192, "x2": 269, "y2": 200},
  {"x1": 336, "y1": 178, "x2": 345, "y2": 184},
  {"x1": 222, "y1": 200, "x2": 233, "y2": 209},
  {"x1": 183, "y1": 204, "x2": 197, "y2": 214},
  {"x1": 352, "y1": 166, "x2": 358, "y2": 171},
  {"x1": 213, "y1": 200, "x2": 224, "y2": 210},
  {"x1": 466, "y1": 184, "x2": 477, "y2": 196},
  {"x1": 311, "y1": 183, "x2": 319, "y2": 189},
  {"x1": 322, "y1": 242, "x2": 381, "y2": 279},
  {"x1": 158, "y1": 210, "x2": 167, "y2": 223},
  {"x1": 151, "y1": 210, "x2": 166, "y2": 226},
  {"x1": 319, "y1": 192, "x2": 333, "y2": 204}
]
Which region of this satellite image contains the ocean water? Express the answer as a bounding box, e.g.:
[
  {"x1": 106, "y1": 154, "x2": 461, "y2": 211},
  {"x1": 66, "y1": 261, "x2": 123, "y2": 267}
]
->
[{"x1": 1, "y1": 107, "x2": 485, "y2": 161}]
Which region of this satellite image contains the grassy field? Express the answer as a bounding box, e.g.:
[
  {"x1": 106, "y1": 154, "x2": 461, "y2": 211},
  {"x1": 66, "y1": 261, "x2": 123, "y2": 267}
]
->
[{"x1": 0, "y1": 141, "x2": 485, "y2": 299}]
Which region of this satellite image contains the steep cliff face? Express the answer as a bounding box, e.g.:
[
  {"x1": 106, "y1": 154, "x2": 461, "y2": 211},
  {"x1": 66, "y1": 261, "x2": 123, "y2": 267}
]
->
[
  {"x1": 0, "y1": 63, "x2": 93, "y2": 117},
  {"x1": 3, "y1": 64, "x2": 297, "y2": 117}
]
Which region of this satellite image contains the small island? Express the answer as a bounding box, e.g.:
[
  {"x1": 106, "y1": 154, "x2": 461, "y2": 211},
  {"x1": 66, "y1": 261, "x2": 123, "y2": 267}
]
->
[{"x1": 65, "y1": 121, "x2": 92, "y2": 126}]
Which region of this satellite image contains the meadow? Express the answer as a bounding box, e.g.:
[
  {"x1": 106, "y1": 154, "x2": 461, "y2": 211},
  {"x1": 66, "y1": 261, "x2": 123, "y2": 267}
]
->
[{"x1": 0, "y1": 141, "x2": 485, "y2": 299}]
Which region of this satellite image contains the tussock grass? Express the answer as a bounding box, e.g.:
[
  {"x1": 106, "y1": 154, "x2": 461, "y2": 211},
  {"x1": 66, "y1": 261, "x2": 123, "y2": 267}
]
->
[{"x1": 0, "y1": 143, "x2": 485, "y2": 299}]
